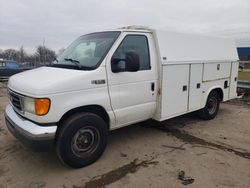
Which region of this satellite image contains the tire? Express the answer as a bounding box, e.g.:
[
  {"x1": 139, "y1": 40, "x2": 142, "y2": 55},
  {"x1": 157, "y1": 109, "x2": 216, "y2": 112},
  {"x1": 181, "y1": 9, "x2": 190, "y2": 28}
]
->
[
  {"x1": 56, "y1": 112, "x2": 108, "y2": 168},
  {"x1": 198, "y1": 91, "x2": 220, "y2": 120}
]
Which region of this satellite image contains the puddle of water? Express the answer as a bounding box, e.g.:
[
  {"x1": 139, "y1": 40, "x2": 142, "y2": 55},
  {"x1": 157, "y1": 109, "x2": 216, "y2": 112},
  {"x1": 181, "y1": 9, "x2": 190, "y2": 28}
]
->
[
  {"x1": 161, "y1": 144, "x2": 186, "y2": 151},
  {"x1": 141, "y1": 120, "x2": 250, "y2": 160},
  {"x1": 163, "y1": 127, "x2": 250, "y2": 160},
  {"x1": 82, "y1": 159, "x2": 159, "y2": 188}
]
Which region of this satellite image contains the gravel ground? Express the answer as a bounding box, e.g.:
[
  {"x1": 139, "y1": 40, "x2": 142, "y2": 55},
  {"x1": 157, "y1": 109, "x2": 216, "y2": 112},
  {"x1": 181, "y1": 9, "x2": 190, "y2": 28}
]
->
[{"x1": 0, "y1": 83, "x2": 250, "y2": 188}]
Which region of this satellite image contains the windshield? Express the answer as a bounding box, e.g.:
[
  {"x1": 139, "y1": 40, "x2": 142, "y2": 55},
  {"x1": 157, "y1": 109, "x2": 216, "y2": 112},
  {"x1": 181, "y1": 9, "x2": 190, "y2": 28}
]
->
[{"x1": 54, "y1": 31, "x2": 120, "y2": 70}]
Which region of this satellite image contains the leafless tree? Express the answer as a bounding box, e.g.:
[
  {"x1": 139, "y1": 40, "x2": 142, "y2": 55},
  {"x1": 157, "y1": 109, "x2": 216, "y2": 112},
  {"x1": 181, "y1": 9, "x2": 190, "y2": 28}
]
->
[
  {"x1": 35, "y1": 46, "x2": 56, "y2": 65},
  {"x1": 0, "y1": 45, "x2": 56, "y2": 67},
  {"x1": 2, "y1": 49, "x2": 20, "y2": 60},
  {"x1": 19, "y1": 45, "x2": 26, "y2": 63}
]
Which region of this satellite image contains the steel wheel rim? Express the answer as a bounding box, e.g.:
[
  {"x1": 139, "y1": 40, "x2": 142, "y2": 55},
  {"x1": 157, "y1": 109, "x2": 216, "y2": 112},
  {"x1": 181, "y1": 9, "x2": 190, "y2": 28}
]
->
[
  {"x1": 207, "y1": 97, "x2": 217, "y2": 115},
  {"x1": 71, "y1": 126, "x2": 100, "y2": 157}
]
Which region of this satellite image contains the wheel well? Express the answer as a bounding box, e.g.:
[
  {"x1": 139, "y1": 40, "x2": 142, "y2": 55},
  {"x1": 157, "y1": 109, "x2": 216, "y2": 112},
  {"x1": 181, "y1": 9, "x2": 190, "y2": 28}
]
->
[
  {"x1": 58, "y1": 105, "x2": 110, "y2": 129},
  {"x1": 211, "y1": 88, "x2": 223, "y2": 101}
]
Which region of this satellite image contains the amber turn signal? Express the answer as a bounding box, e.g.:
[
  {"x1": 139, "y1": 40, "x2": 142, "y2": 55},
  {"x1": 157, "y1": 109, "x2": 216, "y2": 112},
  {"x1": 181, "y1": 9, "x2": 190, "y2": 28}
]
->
[{"x1": 34, "y1": 98, "x2": 50, "y2": 116}]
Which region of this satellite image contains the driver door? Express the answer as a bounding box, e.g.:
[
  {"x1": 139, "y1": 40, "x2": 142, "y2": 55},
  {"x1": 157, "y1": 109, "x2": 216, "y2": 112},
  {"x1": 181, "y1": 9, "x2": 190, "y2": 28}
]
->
[{"x1": 106, "y1": 33, "x2": 158, "y2": 128}]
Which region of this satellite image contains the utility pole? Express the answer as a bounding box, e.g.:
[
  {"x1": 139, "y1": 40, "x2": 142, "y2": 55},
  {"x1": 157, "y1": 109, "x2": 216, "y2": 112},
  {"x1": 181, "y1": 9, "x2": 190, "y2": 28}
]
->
[{"x1": 43, "y1": 38, "x2": 45, "y2": 65}]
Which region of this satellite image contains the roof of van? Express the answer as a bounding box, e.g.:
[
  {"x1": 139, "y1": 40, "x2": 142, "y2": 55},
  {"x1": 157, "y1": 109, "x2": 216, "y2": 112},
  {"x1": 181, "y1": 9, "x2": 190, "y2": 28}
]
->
[{"x1": 154, "y1": 30, "x2": 239, "y2": 62}]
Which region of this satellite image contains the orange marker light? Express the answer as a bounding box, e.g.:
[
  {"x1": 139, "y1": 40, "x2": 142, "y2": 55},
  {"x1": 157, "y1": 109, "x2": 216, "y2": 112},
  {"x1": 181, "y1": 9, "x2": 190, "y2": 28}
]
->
[{"x1": 34, "y1": 98, "x2": 50, "y2": 116}]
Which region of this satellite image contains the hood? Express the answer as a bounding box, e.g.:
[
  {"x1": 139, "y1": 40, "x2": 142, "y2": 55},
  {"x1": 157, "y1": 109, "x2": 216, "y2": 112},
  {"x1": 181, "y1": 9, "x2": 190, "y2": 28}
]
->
[{"x1": 8, "y1": 66, "x2": 107, "y2": 96}]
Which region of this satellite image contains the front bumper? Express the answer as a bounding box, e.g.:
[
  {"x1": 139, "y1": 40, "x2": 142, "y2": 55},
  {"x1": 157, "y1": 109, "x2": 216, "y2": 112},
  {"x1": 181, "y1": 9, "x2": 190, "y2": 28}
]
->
[{"x1": 4, "y1": 105, "x2": 57, "y2": 151}]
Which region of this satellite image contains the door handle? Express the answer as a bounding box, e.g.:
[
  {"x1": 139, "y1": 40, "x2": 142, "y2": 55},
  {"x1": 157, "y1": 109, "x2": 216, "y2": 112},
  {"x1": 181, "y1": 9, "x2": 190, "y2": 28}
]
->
[
  {"x1": 183, "y1": 85, "x2": 187, "y2": 91},
  {"x1": 151, "y1": 82, "x2": 155, "y2": 91}
]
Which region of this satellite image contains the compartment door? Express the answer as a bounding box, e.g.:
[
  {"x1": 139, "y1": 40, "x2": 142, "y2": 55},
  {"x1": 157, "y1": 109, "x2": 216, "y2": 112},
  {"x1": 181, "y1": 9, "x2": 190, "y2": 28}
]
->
[
  {"x1": 188, "y1": 64, "x2": 203, "y2": 111},
  {"x1": 229, "y1": 62, "x2": 239, "y2": 99},
  {"x1": 161, "y1": 64, "x2": 189, "y2": 118},
  {"x1": 203, "y1": 63, "x2": 231, "y2": 81}
]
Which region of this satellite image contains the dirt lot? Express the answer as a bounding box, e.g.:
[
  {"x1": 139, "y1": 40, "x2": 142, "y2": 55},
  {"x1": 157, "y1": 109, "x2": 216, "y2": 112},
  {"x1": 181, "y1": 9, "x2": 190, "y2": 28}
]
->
[
  {"x1": 238, "y1": 69, "x2": 250, "y2": 81},
  {"x1": 0, "y1": 82, "x2": 250, "y2": 188}
]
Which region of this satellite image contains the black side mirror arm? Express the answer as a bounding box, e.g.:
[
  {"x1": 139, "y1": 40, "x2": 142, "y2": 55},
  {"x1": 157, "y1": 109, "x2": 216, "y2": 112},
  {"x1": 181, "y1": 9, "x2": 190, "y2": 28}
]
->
[{"x1": 111, "y1": 58, "x2": 125, "y2": 73}]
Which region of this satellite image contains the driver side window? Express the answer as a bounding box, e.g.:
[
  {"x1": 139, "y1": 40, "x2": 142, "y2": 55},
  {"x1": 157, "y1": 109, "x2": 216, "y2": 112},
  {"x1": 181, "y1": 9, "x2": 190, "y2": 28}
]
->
[{"x1": 112, "y1": 35, "x2": 150, "y2": 71}]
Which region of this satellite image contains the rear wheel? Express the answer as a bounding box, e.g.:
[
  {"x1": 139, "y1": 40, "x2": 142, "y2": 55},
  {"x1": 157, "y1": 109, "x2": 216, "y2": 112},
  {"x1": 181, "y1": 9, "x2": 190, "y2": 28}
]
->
[
  {"x1": 199, "y1": 91, "x2": 220, "y2": 120},
  {"x1": 56, "y1": 112, "x2": 108, "y2": 168}
]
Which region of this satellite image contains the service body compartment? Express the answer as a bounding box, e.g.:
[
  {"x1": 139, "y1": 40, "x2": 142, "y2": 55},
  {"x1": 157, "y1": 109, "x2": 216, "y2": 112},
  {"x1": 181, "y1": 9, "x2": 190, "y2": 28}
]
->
[
  {"x1": 161, "y1": 64, "x2": 189, "y2": 119},
  {"x1": 157, "y1": 62, "x2": 236, "y2": 121},
  {"x1": 229, "y1": 62, "x2": 239, "y2": 99},
  {"x1": 188, "y1": 64, "x2": 203, "y2": 111},
  {"x1": 203, "y1": 62, "x2": 231, "y2": 81}
]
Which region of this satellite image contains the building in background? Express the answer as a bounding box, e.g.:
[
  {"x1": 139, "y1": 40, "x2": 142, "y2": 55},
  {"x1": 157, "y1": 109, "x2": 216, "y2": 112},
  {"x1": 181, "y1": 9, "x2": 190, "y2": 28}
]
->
[{"x1": 237, "y1": 47, "x2": 250, "y2": 61}]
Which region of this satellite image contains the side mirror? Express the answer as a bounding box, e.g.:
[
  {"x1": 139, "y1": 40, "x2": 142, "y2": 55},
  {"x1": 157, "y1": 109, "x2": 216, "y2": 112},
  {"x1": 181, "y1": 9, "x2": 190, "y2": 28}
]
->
[
  {"x1": 111, "y1": 58, "x2": 125, "y2": 73},
  {"x1": 111, "y1": 51, "x2": 140, "y2": 73},
  {"x1": 124, "y1": 52, "x2": 139, "y2": 72}
]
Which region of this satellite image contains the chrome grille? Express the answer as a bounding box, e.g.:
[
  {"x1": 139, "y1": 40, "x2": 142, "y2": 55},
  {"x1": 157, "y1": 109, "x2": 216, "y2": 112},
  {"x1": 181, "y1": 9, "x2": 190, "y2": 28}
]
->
[{"x1": 8, "y1": 89, "x2": 23, "y2": 112}]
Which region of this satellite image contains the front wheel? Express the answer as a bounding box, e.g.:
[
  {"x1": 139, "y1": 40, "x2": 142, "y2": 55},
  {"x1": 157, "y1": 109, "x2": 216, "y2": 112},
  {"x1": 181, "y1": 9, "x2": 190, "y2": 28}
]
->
[
  {"x1": 199, "y1": 91, "x2": 220, "y2": 120},
  {"x1": 56, "y1": 112, "x2": 108, "y2": 168}
]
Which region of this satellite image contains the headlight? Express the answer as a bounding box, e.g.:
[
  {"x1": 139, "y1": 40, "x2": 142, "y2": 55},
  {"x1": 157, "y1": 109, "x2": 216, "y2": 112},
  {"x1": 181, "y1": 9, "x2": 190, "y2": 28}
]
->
[
  {"x1": 23, "y1": 97, "x2": 50, "y2": 116},
  {"x1": 23, "y1": 96, "x2": 35, "y2": 114}
]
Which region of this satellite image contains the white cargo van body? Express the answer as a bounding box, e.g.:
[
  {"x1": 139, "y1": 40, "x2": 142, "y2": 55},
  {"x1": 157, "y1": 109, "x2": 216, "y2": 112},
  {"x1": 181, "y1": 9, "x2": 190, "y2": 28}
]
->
[
  {"x1": 5, "y1": 26, "x2": 239, "y2": 168},
  {"x1": 152, "y1": 30, "x2": 238, "y2": 120}
]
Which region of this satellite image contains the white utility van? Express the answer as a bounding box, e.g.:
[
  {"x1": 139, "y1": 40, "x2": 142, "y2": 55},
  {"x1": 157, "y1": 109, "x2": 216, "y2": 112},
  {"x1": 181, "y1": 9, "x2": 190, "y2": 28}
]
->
[{"x1": 5, "y1": 26, "x2": 239, "y2": 168}]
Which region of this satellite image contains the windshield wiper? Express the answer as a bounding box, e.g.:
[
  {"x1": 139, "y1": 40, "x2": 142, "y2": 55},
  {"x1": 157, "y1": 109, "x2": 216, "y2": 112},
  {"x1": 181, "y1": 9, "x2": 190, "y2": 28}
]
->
[
  {"x1": 64, "y1": 58, "x2": 82, "y2": 69},
  {"x1": 50, "y1": 58, "x2": 93, "y2": 70}
]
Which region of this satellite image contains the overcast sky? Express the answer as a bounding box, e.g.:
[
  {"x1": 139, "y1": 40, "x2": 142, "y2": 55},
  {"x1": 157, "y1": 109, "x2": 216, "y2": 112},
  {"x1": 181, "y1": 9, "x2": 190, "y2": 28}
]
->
[{"x1": 0, "y1": 0, "x2": 250, "y2": 54}]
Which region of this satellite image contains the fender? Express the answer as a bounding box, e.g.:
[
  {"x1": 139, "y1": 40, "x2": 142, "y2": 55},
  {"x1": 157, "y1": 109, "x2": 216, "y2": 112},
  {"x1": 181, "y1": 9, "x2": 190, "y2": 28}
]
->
[
  {"x1": 202, "y1": 85, "x2": 224, "y2": 108},
  {"x1": 58, "y1": 104, "x2": 112, "y2": 129}
]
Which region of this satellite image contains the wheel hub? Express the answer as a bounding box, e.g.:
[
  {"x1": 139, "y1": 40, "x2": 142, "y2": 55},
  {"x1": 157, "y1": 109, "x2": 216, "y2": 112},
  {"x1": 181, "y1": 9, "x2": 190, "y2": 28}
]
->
[
  {"x1": 71, "y1": 128, "x2": 98, "y2": 154},
  {"x1": 207, "y1": 97, "x2": 217, "y2": 115}
]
